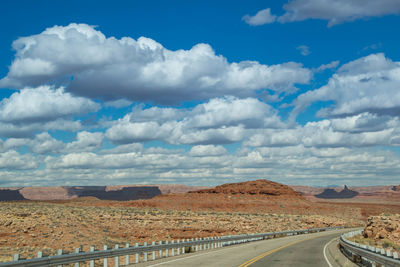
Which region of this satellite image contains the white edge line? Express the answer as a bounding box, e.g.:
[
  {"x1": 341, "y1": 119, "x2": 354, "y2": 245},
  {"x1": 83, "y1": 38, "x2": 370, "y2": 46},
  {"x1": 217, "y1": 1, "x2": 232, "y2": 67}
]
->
[
  {"x1": 146, "y1": 245, "x2": 241, "y2": 267},
  {"x1": 323, "y1": 237, "x2": 336, "y2": 267}
]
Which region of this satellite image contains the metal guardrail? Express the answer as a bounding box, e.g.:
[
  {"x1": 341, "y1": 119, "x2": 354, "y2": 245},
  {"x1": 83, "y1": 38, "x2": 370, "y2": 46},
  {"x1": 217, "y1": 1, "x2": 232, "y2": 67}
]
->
[
  {"x1": 0, "y1": 226, "x2": 341, "y2": 267},
  {"x1": 339, "y1": 230, "x2": 400, "y2": 267}
]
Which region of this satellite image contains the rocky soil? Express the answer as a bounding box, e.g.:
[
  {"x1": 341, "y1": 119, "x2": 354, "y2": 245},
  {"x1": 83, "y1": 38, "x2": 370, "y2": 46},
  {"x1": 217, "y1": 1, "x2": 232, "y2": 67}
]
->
[
  {"x1": 362, "y1": 214, "x2": 400, "y2": 250},
  {"x1": 0, "y1": 201, "x2": 357, "y2": 262}
]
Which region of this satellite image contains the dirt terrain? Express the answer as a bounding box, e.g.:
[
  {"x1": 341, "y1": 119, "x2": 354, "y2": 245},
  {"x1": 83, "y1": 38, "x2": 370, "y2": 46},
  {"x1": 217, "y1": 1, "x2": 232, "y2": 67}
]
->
[{"x1": 0, "y1": 179, "x2": 364, "y2": 262}]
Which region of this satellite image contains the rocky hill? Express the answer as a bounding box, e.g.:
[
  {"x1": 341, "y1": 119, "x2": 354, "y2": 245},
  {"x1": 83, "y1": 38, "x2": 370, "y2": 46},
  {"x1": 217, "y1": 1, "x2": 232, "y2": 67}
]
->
[{"x1": 192, "y1": 179, "x2": 301, "y2": 196}]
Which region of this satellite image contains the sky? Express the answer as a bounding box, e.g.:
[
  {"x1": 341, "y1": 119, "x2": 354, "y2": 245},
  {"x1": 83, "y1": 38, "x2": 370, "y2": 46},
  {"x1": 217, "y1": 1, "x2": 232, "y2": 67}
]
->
[{"x1": 1, "y1": 0, "x2": 400, "y2": 187}]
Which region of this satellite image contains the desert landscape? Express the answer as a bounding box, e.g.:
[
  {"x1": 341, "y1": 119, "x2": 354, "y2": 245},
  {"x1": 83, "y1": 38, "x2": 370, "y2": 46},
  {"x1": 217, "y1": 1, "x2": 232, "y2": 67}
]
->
[{"x1": 1, "y1": 179, "x2": 400, "y2": 263}]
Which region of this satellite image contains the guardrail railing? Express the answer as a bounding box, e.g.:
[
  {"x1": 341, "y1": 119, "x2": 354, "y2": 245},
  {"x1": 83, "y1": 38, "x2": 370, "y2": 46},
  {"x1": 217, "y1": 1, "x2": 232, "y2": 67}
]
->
[
  {"x1": 340, "y1": 230, "x2": 400, "y2": 267},
  {"x1": 0, "y1": 226, "x2": 341, "y2": 267}
]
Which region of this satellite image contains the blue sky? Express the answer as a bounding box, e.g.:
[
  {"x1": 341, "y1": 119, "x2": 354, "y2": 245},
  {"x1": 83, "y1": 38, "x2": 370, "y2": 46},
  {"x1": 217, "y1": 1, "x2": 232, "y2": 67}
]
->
[{"x1": 1, "y1": 0, "x2": 400, "y2": 187}]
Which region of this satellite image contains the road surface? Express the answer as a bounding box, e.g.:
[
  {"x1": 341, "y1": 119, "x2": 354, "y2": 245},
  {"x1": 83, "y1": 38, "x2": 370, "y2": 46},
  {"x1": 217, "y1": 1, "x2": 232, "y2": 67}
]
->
[{"x1": 132, "y1": 228, "x2": 357, "y2": 267}]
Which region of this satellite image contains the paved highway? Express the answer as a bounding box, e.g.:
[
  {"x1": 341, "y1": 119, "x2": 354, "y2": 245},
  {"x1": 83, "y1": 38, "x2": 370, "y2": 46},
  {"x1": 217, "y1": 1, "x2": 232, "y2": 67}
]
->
[{"x1": 132, "y1": 228, "x2": 357, "y2": 267}]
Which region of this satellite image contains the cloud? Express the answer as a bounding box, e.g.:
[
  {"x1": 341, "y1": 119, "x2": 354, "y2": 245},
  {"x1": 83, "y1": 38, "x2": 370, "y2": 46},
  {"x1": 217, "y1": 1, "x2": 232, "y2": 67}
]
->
[
  {"x1": 242, "y1": 8, "x2": 277, "y2": 25},
  {"x1": 64, "y1": 131, "x2": 103, "y2": 152},
  {"x1": 291, "y1": 53, "x2": 400, "y2": 120},
  {"x1": 248, "y1": 0, "x2": 400, "y2": 27},
  {"x1": 0, "y1": 150, "x2": 38, "y2": 170},
  {"x1": 296, "y1": 45, "x2": 310, "y2": 56},
  {"x1": 0, "y1": 86, "x2": 100, "y2": 123},
  {"x1": 29, "y1": 132, "x2": 64, "y2": 154},
  {"x1": 189, "y1": 145, "x2": 227, "y2": 157},
  {"x1": 315, "y1": 60, "x2": 340, "y2": 72},
  {"x1": 104, "y1": 99, "x2": 132, "y2": 108},
  {"x1": 105, "y1": 96, "x2": 285, "y2": 145},
  {"x1": 0, "y1": 23, "x2": 312, "y2": 104},
  {"x1": 0, "y1": 119, "x2": 82, "y2": 138},
  {"x1": 36, "y1": 143, "x2": 400, "y2": 187}
]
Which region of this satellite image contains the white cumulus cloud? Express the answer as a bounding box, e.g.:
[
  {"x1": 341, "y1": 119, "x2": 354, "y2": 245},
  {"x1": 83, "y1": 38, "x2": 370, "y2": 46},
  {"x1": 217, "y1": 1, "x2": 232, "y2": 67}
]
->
[
  {"x1": 0, "y1": 86, "x2": 100, "y2": 123},
  {"x1": 0, "y1": 23, "x2": 311, "y2": 104},
  {"x1": 242, "y1": 8, "x2": 277, "y2": 25}
]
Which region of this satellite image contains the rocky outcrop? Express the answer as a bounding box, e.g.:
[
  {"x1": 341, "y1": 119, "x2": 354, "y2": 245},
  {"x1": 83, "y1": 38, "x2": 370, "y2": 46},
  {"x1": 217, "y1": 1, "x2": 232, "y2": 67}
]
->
[
  {"x1": 191, "y1": 179, "x2": 302, "y2": 197},
  {"x1": 0, "y1": 190, "x2": 26, "y2": 201},
  {"x1": 315, "y1": 185, "x2": 358, "y2": 199},
  {"x1": 0, "y1": 185, "x2": 205, "y2": 201},
  {"x1": 363, "y1": 214, "x2": 400, "y2": 247},
  {"x1": 392, "y1": 185, "x2": 400, "y2": 192}
]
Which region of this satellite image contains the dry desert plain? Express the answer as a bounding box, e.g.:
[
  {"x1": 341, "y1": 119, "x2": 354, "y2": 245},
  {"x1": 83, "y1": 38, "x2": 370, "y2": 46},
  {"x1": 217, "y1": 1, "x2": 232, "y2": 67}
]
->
[{"x1": 0, "y1": 179, "x2": 400, "y2": 263}]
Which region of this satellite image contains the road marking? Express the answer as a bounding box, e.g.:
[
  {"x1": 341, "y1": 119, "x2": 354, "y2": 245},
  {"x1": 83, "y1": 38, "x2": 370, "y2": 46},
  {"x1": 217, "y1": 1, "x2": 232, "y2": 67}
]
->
[
  {"x1": 238, "y1": 236, "x2": 317, "y2": 267},
  {"x1": 146, "y1": 244, "x2": 243, "y2": 266},
  {"x1": 323, "y1": 237, "x2": 337, "y2": 267}
]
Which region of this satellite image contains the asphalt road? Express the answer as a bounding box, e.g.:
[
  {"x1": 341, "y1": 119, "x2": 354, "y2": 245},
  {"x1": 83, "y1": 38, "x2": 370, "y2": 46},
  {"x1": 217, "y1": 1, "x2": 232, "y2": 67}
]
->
[{"x1": 132, "y1": 228, "x2": 357, "y2": 267}]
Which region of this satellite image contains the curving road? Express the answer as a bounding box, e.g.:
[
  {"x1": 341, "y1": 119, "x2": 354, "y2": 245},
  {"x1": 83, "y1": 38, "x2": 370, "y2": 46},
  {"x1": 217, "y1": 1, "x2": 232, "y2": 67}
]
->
[{"x1": 132, "y1": 228, "x2": 357, "y2": 267}]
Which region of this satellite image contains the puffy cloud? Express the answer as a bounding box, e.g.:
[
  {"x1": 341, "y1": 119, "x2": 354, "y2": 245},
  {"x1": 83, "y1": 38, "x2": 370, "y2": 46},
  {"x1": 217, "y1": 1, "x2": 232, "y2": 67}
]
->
[
  {"x1": 0, "y1": 86, "x2": 100, "y2": 123},
  {"x1": 291, "y1": 53, "x2": 400, "y2": 120},
  {"x1": 296, "y1": 45, "x2": 310, "y2": 56},
  {"x1": 106, "y1": 97, "x2": 284, "y2": 145},
  {"x1": 29, "y1": 132, "x2": 64, "y2": 154},
  {"x1": 0, "y1": 150, "x2": 38, "y2": 170},
  {"x1": 64, "y1": 131, "x2": 103, "y2": 152},
  {"x1": 0, "y1": 23, "x2": 311, "y2": 104},
  {"x1": 106, "y1": 121, "x2": 176, "y2": 144},
  {"x1": 246, "y1": 112, "x2": 400, "y2": 148},
  {"x1": 187, "y1": 97, "x2": 284, "y2": 129},
  {"x1": 245, "y1": 129, "x2": 300, "y2": 147},
  {"x1": 242, "y1": 8, "x2": 277, "y2": 25},
  {"x1": 251, "y1": 0, "x2": 400, "y2": 27}
]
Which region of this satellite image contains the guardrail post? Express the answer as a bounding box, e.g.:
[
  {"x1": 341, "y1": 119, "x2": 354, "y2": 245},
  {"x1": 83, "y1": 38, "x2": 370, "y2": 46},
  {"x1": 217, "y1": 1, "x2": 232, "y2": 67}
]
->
[
  {"x1": 152, "y1": 241, "x2": 156, "y2": 260},
  {"x1": 75, "y1": 248, "x2": 80, "y2": 267},
  {"x1": 13, "y1": 254, "x2": 19, "y2": 261},
  {"x1": 57, "y1": 249, "x2": 63, "y2": 267},
  {"x1": 135, "y1": 243, "x2": 139, "y2": 263},
  {"x1": 177, "y1": 240, "x2": 181, "y2": 255},
  {"x1": 143, "y1": 242, "x2": 148, "y2": 262},
  {"x1": 181, "y1": 239, "x2": 185, "y2": 254},
  {"x1": 195, "y1": 238, "x2": 198, "y2": 251},
  {"x1": 89, "y1": 246, "x2": 95, "y2": 267},
  {"x1": 165, "y1": 240, "x2": 169, "y2": 257},
  {"x1": 103, "y1": 245, "x2": 108, "y2": 267},
  {"x1": 159, "y1": 241, "x2": 163, "y2": 257},
  {"x1": 37, "y1": 251, "x2": 42, "y2": 258},
  {"x1": 171, "y1": 240, "x2": 175, "y2": 256},
  {"x1": 114, "y1": 244, "x2": 119, "y2": 267},
  {"x1": 125, "y1": 243, "x2": 130, "y2": 265},
  {"x1": 394, "y1": 251, "x2": 399, "y2": 259}
]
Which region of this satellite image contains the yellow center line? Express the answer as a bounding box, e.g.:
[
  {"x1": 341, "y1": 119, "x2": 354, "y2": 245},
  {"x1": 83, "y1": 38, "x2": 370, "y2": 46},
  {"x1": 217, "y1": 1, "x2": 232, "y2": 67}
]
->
[{"x1": 238, "y1": 235, "x2": 318, "y2": 267}]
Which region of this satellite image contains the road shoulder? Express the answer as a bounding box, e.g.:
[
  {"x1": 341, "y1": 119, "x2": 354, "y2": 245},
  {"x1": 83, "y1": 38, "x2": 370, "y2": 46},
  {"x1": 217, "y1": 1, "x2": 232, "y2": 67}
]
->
[{"x1": 325, "y1": 237, "x2": 357, "y2": 267}]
